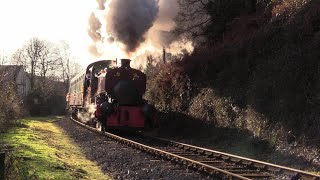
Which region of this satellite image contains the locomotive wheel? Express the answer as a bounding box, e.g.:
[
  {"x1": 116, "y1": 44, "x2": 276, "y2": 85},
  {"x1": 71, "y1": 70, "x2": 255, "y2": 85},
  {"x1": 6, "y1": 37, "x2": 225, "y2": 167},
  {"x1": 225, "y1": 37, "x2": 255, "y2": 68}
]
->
[{"x1": 72, "y1": 108, "x2": 78, "y2": 120}]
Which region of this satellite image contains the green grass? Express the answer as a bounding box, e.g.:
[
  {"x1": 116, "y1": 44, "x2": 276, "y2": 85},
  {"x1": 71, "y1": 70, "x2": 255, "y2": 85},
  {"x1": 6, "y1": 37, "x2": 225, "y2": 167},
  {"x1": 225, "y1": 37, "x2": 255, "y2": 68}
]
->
[{"x1": 1, "y1": 116, "x2": 111, "y2": 180}]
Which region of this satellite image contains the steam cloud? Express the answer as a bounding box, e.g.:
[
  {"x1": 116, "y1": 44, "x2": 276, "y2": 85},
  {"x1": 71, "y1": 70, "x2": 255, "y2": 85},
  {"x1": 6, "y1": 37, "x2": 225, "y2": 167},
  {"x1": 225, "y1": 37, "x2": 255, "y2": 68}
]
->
[
  {"x1": 87, "y1": 0, "x2": 193, "y2": 67},
  {"x1": 88, "y1": 0, "x2": 106, "y2": 57},
  {"x1": 88, "y1": 44, "x2": 103, "y2": 57},
  {"x1": 146, "y1": 0, "x2": 179, "y2": 48},
  {"x1": 96, "y1": 0, "x2": 106, "y2": 10},
  {"x1": 106, "y1": 0, "x2": 159, "y2": 53},
  {"x1": 88, "y1": 13, "x2": 102, "y2": 42}
]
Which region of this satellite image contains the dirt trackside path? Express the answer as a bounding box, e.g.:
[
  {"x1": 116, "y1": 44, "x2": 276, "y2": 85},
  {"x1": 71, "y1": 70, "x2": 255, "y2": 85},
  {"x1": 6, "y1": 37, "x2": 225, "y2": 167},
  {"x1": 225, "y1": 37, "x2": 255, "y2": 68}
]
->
[{"x1": 1, "y1": 116, "x2": 110, "y2": 180}]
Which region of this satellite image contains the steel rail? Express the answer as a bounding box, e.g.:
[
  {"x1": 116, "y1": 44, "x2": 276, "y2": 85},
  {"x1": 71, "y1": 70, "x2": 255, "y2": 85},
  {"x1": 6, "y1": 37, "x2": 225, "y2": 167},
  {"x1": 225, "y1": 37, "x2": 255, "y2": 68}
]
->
[
  {"x1": 146, "y1": 136, "x2": 320, "y2": 180},
  {"x1": 71, "y1": 118, "x2": 320, "y2": 179},
  {"x1": 70, "y1": 118, "x2": 250, "y2": 179}
]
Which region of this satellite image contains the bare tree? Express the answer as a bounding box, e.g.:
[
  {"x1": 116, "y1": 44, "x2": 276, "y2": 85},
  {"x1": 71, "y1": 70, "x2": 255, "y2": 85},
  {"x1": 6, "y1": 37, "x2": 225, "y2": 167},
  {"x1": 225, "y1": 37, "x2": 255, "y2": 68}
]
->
[
  {"x1": 57, "y1": 42, "x2": 71, "y2": 86},
  {"x1": 27, "y1": 38, "x2": 42, "y2": 88},
  {"x1": 11, "y1": 38, "x2": 83, "y2": 93},
  {"x1": 38, "y1": 41, "x2": 61, "y2": 79},
  {"x1": 175, "y1": 0, "x2": 211, "y2": 41},
  {"x1": 56, "y1": 42, "x2": 72, "y2": 91},
  {"x1": 11, "y1": 38, "x2": 58, "y2": 89},
  {"x1": 51, "y1": 41, "x2": 83, "y2": 92},
  {"x1": 175, "y1": 0, "x2": 258, "y2": 43}
]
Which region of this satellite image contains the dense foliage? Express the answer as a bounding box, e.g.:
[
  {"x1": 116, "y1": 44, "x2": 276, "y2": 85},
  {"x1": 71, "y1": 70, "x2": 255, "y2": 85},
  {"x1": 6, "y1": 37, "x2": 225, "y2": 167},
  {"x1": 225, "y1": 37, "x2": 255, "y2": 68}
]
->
[{"x1": 146, "y1": 0, "x2": 320, "y2": 148}]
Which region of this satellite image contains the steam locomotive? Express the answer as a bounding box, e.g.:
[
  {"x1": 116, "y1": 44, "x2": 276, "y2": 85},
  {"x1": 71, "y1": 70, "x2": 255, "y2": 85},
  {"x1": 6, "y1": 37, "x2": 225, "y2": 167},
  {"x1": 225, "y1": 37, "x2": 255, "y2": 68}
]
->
[{"x1": 67, "y1": 59, "x2": 156, "y2": 131}]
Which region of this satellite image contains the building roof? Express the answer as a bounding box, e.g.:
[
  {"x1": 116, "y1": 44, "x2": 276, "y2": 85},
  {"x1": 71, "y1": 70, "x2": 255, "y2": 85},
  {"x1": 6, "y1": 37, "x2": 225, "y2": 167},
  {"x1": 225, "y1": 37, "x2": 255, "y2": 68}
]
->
[{"x1": 0, "y1": 65, "x2": 24, "y2": 82}]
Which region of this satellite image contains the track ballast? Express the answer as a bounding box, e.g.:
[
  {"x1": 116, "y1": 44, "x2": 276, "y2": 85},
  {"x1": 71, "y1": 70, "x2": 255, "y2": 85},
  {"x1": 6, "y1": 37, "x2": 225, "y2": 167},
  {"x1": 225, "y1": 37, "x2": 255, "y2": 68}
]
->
[{"x1": 71, "y1": 118, "x2": 320, "y2": 180}]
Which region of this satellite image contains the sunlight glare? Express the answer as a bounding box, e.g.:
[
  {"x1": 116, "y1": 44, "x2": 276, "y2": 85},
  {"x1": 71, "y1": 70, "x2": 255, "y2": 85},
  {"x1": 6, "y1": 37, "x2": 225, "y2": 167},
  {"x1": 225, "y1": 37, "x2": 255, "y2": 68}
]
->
[{"x1": 0, "y1": 0, "x2": 96, "y2": 67}]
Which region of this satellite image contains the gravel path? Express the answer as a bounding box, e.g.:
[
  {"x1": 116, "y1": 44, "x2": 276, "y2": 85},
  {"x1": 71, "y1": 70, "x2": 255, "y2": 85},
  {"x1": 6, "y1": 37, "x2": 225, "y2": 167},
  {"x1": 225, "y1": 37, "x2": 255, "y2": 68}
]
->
[{"x1": 55, "y1": 118, "x2": 209, "y2": 180}]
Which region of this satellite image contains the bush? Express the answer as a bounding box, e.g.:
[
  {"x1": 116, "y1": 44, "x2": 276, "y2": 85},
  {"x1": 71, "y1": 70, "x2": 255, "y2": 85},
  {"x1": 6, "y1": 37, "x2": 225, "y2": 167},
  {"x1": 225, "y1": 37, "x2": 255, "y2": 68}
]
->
[
  {"x1": 0, "y1": 83, "x2": 26, "y2": 129},
  {"x1": 26, "y1": 78, "x2": 66, "y2": 116},
  {"x1": 189, "y1": 88, "x2": 238, "y2": 127},
  {"x1": 146, "y1": 62, "x2": 191, "y2": 112}
]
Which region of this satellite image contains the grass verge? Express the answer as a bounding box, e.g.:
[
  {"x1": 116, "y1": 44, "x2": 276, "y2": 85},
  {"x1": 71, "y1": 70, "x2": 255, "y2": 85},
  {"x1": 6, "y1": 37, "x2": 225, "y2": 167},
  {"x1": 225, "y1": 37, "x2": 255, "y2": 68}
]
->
[{"x1": 0, "y1": 116, "x2": 110, "y2": 180}]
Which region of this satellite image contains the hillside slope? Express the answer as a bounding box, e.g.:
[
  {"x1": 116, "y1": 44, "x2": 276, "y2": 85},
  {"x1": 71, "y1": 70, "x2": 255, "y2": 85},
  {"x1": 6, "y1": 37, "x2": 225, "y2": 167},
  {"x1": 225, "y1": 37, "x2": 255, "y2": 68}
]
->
[{"x1": 146, "y1": 0, "x2": 320, "y2": 167}]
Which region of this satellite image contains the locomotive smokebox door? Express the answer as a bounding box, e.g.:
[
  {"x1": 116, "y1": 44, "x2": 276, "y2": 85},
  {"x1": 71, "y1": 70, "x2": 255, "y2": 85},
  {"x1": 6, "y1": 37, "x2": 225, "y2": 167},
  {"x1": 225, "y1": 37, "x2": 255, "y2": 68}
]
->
[{"x1": 113, "y1": 80, "x2": 139, "y2": 105}]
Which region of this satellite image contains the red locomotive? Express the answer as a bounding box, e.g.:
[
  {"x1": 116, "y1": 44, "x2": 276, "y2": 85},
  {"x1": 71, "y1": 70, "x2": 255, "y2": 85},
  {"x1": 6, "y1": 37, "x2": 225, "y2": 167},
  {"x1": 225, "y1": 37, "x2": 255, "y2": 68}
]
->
[{"x1": 67, "y1": 59, "x2": 156, "y2": 131}]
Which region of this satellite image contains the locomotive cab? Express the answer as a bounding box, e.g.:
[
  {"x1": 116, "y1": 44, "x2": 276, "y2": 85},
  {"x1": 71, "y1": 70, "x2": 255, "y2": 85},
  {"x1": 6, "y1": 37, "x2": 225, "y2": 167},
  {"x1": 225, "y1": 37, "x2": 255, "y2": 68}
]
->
[{"x1": 83, "y1": 60, "x2": 116, "y2": 104}]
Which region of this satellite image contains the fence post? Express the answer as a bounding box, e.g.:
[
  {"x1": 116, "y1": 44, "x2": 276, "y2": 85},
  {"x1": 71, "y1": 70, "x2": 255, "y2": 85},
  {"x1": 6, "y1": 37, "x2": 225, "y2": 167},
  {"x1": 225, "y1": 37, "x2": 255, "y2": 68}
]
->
[{"x1": 0, "y1": 152, "x2": 4, "y2": 180}]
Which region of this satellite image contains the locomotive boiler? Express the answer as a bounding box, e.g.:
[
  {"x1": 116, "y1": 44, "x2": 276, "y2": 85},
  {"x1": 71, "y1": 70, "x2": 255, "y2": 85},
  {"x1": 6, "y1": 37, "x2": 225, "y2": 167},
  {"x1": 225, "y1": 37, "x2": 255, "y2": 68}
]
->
[{"x1": 67, "y1": 59, "x2": 156, "y2": 131}]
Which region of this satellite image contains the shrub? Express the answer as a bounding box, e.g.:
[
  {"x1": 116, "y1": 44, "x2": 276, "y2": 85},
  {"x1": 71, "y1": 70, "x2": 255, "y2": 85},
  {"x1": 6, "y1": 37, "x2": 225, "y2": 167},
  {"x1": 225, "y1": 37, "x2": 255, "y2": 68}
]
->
[
  {"x1": 26, "y1": 78, "x2": 66, "y2": 116},
  {"x1": 0, "y1": 83, "x2": 26, "y2": 130},
  {"x1": 146, "y1": 62, "x2": 191, "y2": 112},
  {"x1": 188, "y1": 88, "x2": 238, "y2": 127}
]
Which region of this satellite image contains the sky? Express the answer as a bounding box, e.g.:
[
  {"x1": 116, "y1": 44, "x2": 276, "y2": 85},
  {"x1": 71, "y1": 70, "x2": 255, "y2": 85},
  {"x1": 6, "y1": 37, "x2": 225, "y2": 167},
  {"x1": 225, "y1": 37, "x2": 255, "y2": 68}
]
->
[
  {"x1": 0, "y1": 0, "x2": 96, "y2": 67},
  {"x1": 0, "y1": 0, "x2": 192, "y2": 68}
]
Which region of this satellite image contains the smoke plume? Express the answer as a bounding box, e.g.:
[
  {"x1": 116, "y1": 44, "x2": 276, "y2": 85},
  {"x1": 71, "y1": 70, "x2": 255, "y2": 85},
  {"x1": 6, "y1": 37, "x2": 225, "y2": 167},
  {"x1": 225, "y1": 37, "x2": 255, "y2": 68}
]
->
[
  {"x1": 87, "y1": 0, "x2": 194, "y2": 67},
  {"x1": 147, "y1": 0, "x2": 179, "y2": 47},
  {"x1": 106, "y1": 0, "x2": 159, "y2": 53},
  {"x1": 97, "y1": 0, "x2": 106, "y2": 10},
  {"x1": 88, "y1": 13, "x2": 102, "y2": 42},
  {"x1": 88, "y1": 44, "x2": 103, "y2": 57}
]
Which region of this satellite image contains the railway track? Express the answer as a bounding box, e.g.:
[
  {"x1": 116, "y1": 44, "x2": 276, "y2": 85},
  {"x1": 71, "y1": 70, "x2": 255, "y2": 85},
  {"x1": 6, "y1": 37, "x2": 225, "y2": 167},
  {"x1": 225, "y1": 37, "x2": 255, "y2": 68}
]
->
[{"x1": 70, "y1": 118, "x2": 320, "y2": 180}]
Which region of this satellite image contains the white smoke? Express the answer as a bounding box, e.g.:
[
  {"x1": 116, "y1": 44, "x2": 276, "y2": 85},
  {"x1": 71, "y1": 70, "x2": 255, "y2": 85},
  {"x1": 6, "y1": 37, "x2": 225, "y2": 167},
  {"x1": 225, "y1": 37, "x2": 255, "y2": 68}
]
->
[
  {"x1": 88, "y1": 0, "x2": 194, "y2": 68},
  {"x1": 77, "y1": 103, "x2": 97, "y2": 123}
]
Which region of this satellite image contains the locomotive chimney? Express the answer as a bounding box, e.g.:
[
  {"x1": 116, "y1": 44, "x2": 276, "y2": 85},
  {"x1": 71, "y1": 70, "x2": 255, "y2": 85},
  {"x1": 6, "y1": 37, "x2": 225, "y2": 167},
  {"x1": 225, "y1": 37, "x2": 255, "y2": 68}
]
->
[{"x1": 121, "y1": 59, "x2": 131, "y2": 68}]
